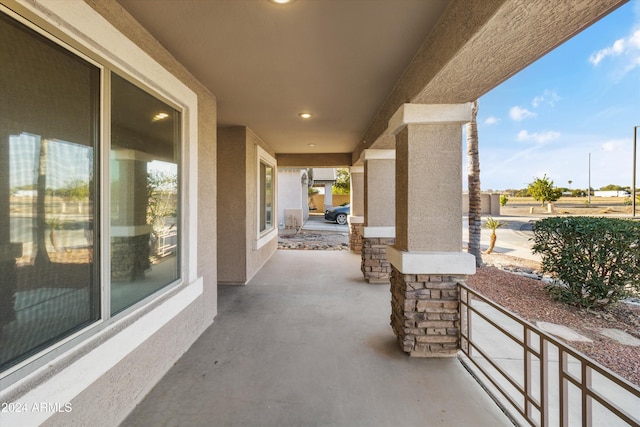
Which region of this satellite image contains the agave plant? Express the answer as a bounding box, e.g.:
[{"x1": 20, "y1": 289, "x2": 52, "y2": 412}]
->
[{"x1": 484, "y1": 217, "x2": 505, "y2": 254}]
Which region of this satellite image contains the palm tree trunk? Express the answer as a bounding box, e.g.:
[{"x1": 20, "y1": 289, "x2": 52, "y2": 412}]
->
[
  {"x1": 467, "y1": 100, "x2": 482, "y2": 266},
  {"x1": 35, "y1": 139, "x2": 50, "y2": 267}
]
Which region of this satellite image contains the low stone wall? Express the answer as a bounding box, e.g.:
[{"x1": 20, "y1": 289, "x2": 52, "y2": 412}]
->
[
  {"x1": 360, "y1": 237, "x2": 394, "y2": 283},
  {"x1": 390, "y1": 268, "x2": 462, "y2": 356},
  {"x1": 349, "y1": 223, "x2": 363, "y2": 253}
]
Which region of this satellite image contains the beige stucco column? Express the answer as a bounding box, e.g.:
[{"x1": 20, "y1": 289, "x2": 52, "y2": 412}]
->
[
  {"x1": 387, "y1": 103, "x2": 476, "y2": 357},
  {"x1": 110, "y1": 149, "x2": 153, "y2": 280},
  {"x1": 324, "y1": 183, "x2": 333, "y2": 211},
  {"x1": 360, "y1": 149, "x2": 395, "y2": 283},
  {"x1": 348, "y1": 166, "x2": 364, "y2": 253}
]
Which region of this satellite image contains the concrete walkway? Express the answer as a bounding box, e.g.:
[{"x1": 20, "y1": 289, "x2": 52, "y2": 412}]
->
[{"x1": 122, "y1": 251, "x2": 511, "y2": 427}]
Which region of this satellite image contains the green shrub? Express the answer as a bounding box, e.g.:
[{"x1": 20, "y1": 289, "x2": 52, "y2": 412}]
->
[
  {"x1": 499, "y1": 194, "x2": 509, "y2": 206},
  {"x1": 532, "y1": 217, "x2": 640, "y2": 308}
]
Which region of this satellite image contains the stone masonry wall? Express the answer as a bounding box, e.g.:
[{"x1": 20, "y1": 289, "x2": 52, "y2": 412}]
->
[
  {"x1": 111, "y1": 234, "x2": 151, "y2": 281},
  {"x1": 390, "y1": 267, "x2": 463, "y2": 356},
  {"x1": 349, "y1": 223, "x2": 363, "y2": 253},
  {"x1": 361, "y1": 237, "x2": 394, "y2": 283}
]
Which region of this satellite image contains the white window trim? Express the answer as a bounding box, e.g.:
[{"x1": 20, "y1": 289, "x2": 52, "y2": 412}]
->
[
  {"x1": 256, "y1": 145, "x2": 277, "y2": 250},
  {"x1": 0, "y1": 0, "x2": 202, "y2": 398}
]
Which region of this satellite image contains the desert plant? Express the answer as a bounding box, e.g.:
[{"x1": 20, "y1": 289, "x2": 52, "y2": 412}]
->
[
  {"x1": 499, "y1": 194, "x2": 509, "y2": 206},
  {"x1": 484, "y1": 217, "x2": 505, "y2": 254},
  {"x1": 532, "y1": 217, "x2": 640, "y2": 308},
  {"x1": 46, "y1": 216, "x2": 63, "y2": 252}
]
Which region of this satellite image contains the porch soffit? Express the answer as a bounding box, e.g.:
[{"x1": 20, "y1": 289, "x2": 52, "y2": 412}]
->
[
  {"x1": 114, "y1": 0, "x2": 627, "y2": 162},
  {"x1": 115, "y1": 0, "x2": 450, "y2": 155}
]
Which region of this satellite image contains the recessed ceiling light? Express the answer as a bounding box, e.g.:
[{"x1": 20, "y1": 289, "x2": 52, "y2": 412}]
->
[
  {"x1": 308, "y1": 143, "x2": 316, "y2": 147},
  {"x1": 299, "y1": 113, "x2": 312, "y2": 119},
  {"x1": 153, "y1": 112, "x2": 169, "y2": 122},
  {"x1": 270, "y1": 0, "x2": 295, "y2": 4}
]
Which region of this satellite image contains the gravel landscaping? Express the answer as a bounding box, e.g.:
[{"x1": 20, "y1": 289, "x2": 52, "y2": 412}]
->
[
  {"x1": 470, "y1": 253, "x2": 640, "y2": 388},
  {"x1": 278, "y1": 230, "x2": 350, "y2": 250}
]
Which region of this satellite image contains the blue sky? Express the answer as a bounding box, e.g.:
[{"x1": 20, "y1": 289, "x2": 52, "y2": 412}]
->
[{"x1": 468, "y1": 0, "x2": 640, "y2": 191}]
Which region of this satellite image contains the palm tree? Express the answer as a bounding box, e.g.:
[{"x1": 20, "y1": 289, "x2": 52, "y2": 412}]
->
[
  {"x1": 484, "y1": 217, "x2": 505, "y2": 254},
  {"x1": 467, "y1": 100, "x2": 482, "y2": 266}
]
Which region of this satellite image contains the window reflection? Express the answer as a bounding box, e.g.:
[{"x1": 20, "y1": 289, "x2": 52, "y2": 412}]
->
[
  {"x1": 260, "y1": 162, "x2": 274, "y2": 233},
  {"x1": 110, "y1": 74, "x2": 180, "y2": 314},
  {"x1": 0, "y1": 11, "x2": 99, "y2": 372}
]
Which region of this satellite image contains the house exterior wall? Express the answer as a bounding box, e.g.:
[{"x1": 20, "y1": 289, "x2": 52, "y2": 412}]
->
[
  {"x1": 217, "y1": 127, "x2": 248, "y2": 284},
  {"x1": 245, "y1": 128, "x2": 278, "y2": 283},
  {"x1": 0, "y1": 1, "x2": 217, "y2": 425},
  {"x1": 277, "y1": 169, "x2": 307, "y2": 229},
  {"x1": 217, "y1": 126, "x2": 278, "y2": 285}
]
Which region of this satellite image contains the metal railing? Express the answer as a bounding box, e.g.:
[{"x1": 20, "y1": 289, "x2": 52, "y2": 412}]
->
[
  {"x1": 458, "y1": 282, "x2": 640, "y2": 427},
  {"x1": 155, "y1": 228, "x2": 177, "y2": 258}
]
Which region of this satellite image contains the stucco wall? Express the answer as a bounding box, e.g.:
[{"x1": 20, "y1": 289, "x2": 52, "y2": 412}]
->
[
  {"x1": 217, "y1": 127, "x2": 248, "y2": 284},
  {"x1": 350, "y1": 170, "x2": 365, "y2": 217},
  {"x1": 395, "y1": 123, "x2": 462, "y2": 253},
  {"x1": 245, "y1": 128, "x2": 278, "y2": 283},
  {"x1": 364, "y1": 159, "x2": 395, "y2": 227},
  {"x1": 216, "y1": 126, "x2": 277, "y2": 285},
  {"x1": 278, "y1": 169, "x2": 305, "y2": 228},
  {"x1": 0, "y1": 1, "x2": 217, "y2": 426}
]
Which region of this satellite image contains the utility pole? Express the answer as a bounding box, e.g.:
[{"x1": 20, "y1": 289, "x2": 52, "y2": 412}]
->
[
  {"x1": 588, "y1": 152, "x2": 591, "y2": 205},
  {"x1": 634, "y1": 126, "x2": 638, "y2": 217}
]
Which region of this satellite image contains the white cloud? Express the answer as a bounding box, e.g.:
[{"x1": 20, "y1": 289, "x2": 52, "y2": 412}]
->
[
  {"x1": 517, "y1": 130, "x2": 560, "y2": 144},
  {"x1": 484, "y1": 116, "x2": 500, "y2": 125},
  {"x1": 531, "y1": 90, "x2": 561, "y2": 108},
  {"x1": 509, "y1": 106, "x2": 536, "y2": 121},
  {"x1": 589, "y1": 29, "x2": 640, "y2": 74},
  {"x1": 601, "y1": 140, "x2": 621, "y2": 152},
  {"x1": 631, "y1": 29, "x2": 640, "y2": 48},
  {"x1": 589, "y1": 38, "x2": 625, "y2": 65}
]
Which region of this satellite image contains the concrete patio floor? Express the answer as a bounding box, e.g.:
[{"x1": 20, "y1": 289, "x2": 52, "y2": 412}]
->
[{"x1": 122, "y1": 250, "x2": 512, "y2": 427}]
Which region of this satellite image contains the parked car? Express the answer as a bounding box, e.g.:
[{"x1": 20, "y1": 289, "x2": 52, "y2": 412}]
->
[{"x1": 324, "y1": 204, "x2": 350, "y2": 225}]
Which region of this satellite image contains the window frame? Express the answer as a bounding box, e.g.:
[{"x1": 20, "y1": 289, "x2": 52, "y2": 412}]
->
[
  {"x1": 0, "y1": 1, "x2": 200, "y2": 389},
  {"x1": 255, "y1": 145, "x2": 277, "y2": 250}
]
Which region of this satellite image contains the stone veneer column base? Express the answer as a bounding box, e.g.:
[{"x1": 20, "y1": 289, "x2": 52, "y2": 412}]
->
[
  {"x1": 349, "y1": 223, "x2": 363, "y2": 253},
  {"x1": 361, "y1": 237, "x2": 394, "y2": 283},
  {"x1": 390, "y1": 266, "x2": 465, "y2": 357}
]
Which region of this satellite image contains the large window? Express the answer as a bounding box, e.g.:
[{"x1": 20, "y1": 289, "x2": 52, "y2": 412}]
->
[
  {"x1": 257, "y1": 145, "x2": 277, "y2": 245},
  {"x1": 259, "y1": 161, "x2": 274, "y2": 233},
  {"x1": 0, "y1": 12, "x2": 100, "y2": 372},
  {"x1": 110, "y1": 74, "x2": 180, "y2": 314},
  {"x1": 0, "y1": 10, "x2": 182, "y2": 376}
]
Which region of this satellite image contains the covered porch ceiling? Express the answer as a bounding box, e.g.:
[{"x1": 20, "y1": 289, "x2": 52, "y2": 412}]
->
[{"x1": 116, "y1": 0, "x2": 627, "y2": 165}]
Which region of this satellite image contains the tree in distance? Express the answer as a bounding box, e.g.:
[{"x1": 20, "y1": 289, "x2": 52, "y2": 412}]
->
[{"x1": 527, "y1": 174, "x2": 562, "y2": 206}]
